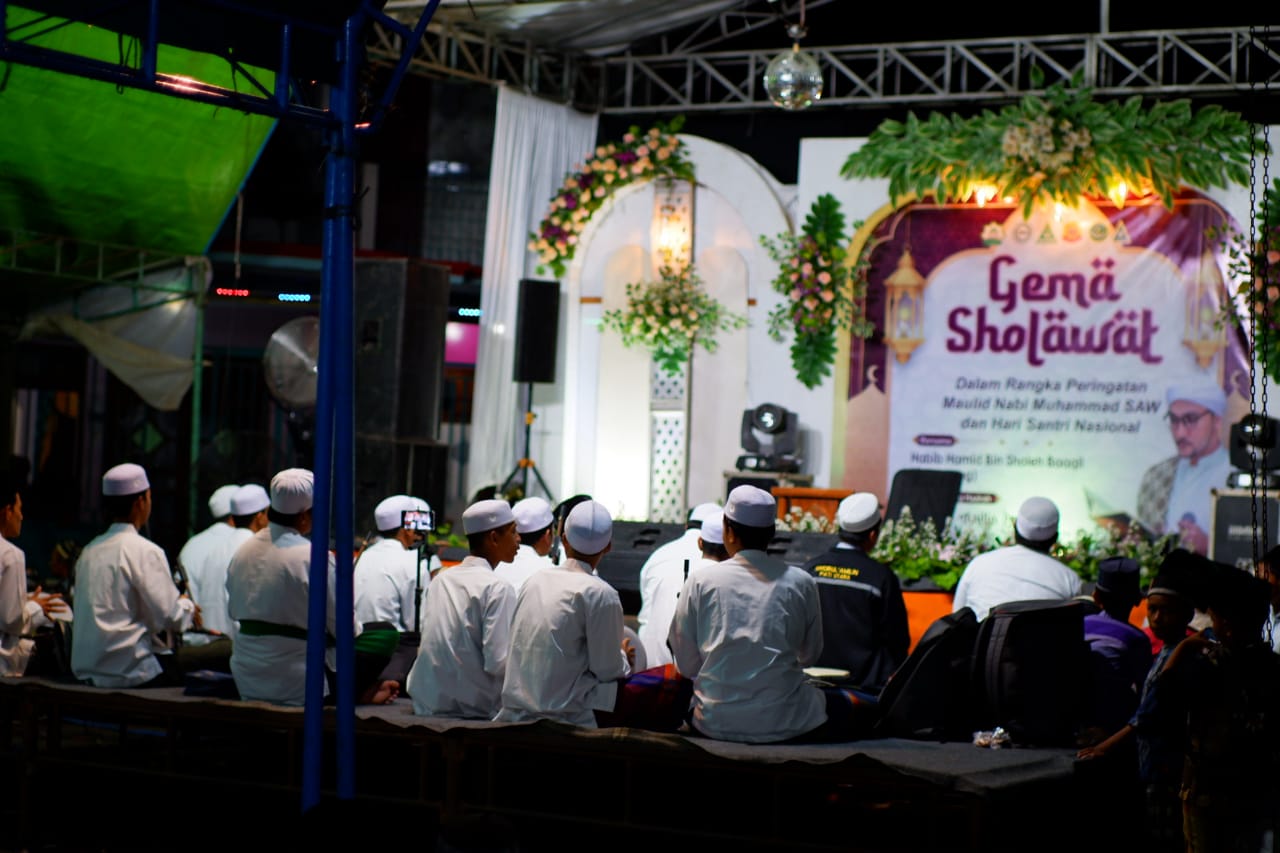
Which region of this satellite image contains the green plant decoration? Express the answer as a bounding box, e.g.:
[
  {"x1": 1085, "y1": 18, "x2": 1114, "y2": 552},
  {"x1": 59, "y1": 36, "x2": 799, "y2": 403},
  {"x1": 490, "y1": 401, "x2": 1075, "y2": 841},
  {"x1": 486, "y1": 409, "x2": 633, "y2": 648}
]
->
[
  {"x1": 529, "y1": 116, "x2": 696, "y2": 279},
  {"x1": 760, "y1": 194, "x2": 874, "y2": 389},
  {"x1": 601, "y1": 264, "x2": 747, "y2": 376},
  {"x1": 840, "y1": 67, "x2": 1262, "y2": 216}
]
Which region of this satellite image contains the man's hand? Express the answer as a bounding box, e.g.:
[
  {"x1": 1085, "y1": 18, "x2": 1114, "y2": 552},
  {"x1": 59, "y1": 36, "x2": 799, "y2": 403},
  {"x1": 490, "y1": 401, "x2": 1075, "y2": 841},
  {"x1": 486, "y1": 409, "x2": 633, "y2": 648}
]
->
[
  {"x1": 190, "y1": 601, "x2": 205, "y2": 632},
  {"x1": 1177, "y1": 518, "x2": 1210, "y2": 555},
  {"x1": 29, "y1": 587, "x2": 65, "y2": 618},
  {"x1": 622, "y1": 636, "x2": 636, "y2": 670}
]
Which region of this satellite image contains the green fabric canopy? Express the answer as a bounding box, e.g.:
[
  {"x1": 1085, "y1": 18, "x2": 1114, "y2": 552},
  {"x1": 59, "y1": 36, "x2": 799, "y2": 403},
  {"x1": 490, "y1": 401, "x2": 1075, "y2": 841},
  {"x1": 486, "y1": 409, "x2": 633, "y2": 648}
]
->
[{"x1": 0, "y1": 6, "x2": 277, "y2": 256}]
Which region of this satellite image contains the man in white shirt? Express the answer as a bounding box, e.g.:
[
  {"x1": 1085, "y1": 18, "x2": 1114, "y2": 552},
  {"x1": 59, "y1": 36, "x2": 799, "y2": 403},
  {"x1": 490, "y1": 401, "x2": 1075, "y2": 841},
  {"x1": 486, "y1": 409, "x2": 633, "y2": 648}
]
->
[
  {"x1": 495, "y1": 496, "x2": 555, "y2": 592},
  {"x1": 184, "y1": 483, "x2": 269, "y2": 646},
  {"x1": 355, "y1": 494, "x2": 439, "y2": 633},
  {"x1": 0, "y1": 472, "x2": 62, "y2": 676},
  {"x1": 637, "y1": 510, "x2": 727, "y2": 667},
  {"x1": 952, "y1": 496, "x2": 1083, "y2": 621},
  {"x1": 636, "y1": 501, "x2": 720, "y2": 663},
  {"x1": 1135, "y1": 381, "x2": 1231, "y2": 555},
  {"x1": 70, "y1": 463, "x2": 199, "y2": 688},
  {"x1": 226, "y1": 468, "x2": 396, "y2": 706},
  {"x1": 668, "y1": 486, "x2": 828, "y2": 743},
  {"x1": 1258, "y1": 544, "x2": 1280, "y2": 653},
  {"x1": 406, "y1": 499, "x2": 518, "y2": 718},
  {"x1": 176, "y1": 484, "x2": 239, "y2": 597},
  {"x1": 497, "y1": 500, "x2": 634, "y2": 727}
]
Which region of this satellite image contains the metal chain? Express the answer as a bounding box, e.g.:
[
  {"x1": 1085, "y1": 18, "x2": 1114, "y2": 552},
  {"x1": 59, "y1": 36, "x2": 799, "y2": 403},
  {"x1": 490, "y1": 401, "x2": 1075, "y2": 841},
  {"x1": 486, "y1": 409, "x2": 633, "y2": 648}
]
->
[
  {"x1": 1247, "y1": 25, "x2": 1273, "y2": 567},
  {"x1": 1248, "y1": 27, "x2": 1260, "y2": 565}
]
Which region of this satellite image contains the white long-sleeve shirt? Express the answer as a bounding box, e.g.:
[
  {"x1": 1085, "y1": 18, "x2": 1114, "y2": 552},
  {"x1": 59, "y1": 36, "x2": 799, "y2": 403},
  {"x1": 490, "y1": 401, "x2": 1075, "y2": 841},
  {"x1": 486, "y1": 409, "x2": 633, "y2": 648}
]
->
[
  {"x1": 951, "y1": 544, "x2": 1082, "y2": 621},
  {"x1": 497, "y1": 558, "x2": 631, "y2": 727},
  {"x1": 184, "y1": 526, "x2": 251, "y2": 642},
  {"x1": 354, "y1": 538, "x2": 439, "y2": 633},
  {"x1": 405, "y1": 555, "x2": 515, "y2": 718},
  {"x1": 1, "y1": 534, "x2": 49, "y2": 676},
  {"x1": 668, "y1": 549, "x2": 826, "y2": 743},
  {"x1": 226, "y1": 523, "x2": 344, "y2": 706},
  {"x1": 70, "y1": 523, "x2": 195, "y2": 688},
  {"x1": 638, "y1": 554, "x2": 717, "y2": 668},
  {"x1": 493, "y1": 544, "x2": 552, "y2": 594}
]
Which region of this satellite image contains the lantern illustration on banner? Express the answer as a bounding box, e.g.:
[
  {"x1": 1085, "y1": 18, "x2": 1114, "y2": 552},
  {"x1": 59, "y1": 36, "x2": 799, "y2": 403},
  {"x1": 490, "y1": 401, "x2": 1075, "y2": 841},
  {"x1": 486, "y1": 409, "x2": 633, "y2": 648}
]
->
[
  {"x1": 1182, "y1": 249, "x2": 1227, "y2": 368},
  {"x1": 884, "y1": 245, "x2": 926, "y2": 364},
  {"x1": 652, "y1": 178, "x2": 693, "y2": 273}
]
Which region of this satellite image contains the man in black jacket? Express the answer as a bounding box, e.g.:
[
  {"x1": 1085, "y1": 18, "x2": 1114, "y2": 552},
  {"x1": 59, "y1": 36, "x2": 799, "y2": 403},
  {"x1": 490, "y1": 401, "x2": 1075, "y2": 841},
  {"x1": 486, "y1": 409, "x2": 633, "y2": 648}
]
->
[{"x1": 802, "y1": 492, "x2": 909, "y2": 692}]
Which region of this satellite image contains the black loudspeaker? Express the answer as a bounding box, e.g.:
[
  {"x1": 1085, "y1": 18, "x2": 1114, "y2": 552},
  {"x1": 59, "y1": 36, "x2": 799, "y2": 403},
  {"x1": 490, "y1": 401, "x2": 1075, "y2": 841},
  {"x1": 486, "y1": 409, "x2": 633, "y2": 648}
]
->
[
  {"x1": 884, "y1": 468, "x2": 964, "y2": 530},
  {"x1": 513, "y1": 278, "x2": 561, "y2": 384}
]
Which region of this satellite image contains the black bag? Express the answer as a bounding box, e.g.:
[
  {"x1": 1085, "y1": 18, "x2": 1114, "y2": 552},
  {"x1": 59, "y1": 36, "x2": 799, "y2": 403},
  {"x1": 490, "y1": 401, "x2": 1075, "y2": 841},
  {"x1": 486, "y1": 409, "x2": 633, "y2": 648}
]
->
[
  {"x1": 874, "y1": 607, "x2": 979, "y2": 741},
  {"x1": 970, "y1": 598, "x2": 1089, "y2": 747}
]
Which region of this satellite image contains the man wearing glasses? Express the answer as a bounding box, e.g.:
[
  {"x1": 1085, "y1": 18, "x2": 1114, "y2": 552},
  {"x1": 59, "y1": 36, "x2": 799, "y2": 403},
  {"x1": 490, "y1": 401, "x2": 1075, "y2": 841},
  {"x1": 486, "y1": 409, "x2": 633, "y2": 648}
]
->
[{"x1": 1135, "y1": 380, "x2": 1230, "y2": 555}]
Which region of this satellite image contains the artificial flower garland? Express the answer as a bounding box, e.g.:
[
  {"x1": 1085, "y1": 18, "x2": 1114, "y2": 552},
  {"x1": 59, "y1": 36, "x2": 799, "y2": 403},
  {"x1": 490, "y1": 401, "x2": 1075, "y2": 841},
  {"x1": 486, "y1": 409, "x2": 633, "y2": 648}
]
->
[
  {"x1": 529, "y1": 117, "x2": 696, "y2": 279},
  {"x1": 601, "y1": 264, "x2": 746, "y2": 376},
  {"x1": 760, "y1": 193, "x2": 874, "y2": 389},
  {"x1": 840, "y1": 67, "x2": 1260, "y2": 216}
]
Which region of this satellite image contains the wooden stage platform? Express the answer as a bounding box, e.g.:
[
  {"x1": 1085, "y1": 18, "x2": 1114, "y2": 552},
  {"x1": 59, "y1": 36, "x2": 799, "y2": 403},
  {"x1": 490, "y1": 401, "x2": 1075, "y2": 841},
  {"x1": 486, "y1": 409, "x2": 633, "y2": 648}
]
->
[{"x1": 0, "y1": 678, "x2": 1131, "y2": 853}]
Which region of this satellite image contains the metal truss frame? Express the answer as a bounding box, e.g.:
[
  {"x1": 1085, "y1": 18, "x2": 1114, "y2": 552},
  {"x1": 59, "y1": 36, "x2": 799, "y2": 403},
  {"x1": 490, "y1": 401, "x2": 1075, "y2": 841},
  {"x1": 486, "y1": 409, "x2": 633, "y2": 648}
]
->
[{"x1": 369, "y1": 24, "x2": 1280, "y2": 113}]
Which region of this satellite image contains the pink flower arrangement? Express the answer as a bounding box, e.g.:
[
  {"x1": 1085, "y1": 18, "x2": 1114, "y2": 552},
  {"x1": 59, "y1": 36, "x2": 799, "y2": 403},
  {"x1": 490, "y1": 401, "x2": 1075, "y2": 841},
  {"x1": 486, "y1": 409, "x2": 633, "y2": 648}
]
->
[{"x1": 528, "y1": 117, "x2": 695, "y2": 279}]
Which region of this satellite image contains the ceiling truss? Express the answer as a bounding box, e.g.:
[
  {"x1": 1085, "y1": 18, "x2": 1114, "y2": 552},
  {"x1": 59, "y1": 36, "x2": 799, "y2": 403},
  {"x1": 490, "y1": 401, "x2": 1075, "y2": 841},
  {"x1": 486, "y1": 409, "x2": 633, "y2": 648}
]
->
[{"x1": 367, "y1": 24, "x2": 1280, "y2": 113}]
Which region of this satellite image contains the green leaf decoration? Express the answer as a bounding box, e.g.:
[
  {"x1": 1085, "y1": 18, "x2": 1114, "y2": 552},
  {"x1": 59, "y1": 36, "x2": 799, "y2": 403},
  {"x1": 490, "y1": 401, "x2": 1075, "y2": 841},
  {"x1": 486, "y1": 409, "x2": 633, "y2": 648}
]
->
[
  {"x1": 760, "y1": 193, "x2": 873, "y2": 389},
  {"x1": 840, "y1": 76, "x2": 1264, "y2": 216}
]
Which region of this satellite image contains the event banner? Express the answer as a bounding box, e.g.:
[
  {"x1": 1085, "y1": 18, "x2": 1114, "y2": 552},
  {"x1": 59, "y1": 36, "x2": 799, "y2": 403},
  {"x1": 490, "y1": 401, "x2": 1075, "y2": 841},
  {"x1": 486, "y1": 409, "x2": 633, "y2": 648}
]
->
[{"x1": 840, "y1": 191, "x2": 1250, "y2": 551}]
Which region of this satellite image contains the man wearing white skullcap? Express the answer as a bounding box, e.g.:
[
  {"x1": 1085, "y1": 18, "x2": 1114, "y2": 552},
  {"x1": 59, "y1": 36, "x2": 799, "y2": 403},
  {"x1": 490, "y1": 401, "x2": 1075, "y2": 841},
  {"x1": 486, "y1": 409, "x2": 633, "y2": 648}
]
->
[
  {"x1": 636, "y1": 501, "x2": 721, "y2": 666},
  {"x1": 668, "y1": 485, "x2": 830, "y2": 742},
  {"x1": 952, "y1": 496, "x2": 1082, "y2": 621},
  {"x1": 1135, "y1": 378, "x2": 1231, "y2": 555},
  {"x1": 174, "y1": 484, "x2": 241, "y2": 644},
  {"x1": 182, "y1": 484, "x2": 272, "y2": 647},
  {"x1": 226, "y1": 468, "x2": 393, "y2": 706},
  {"x1": 406, "y1": 499, "x2": 518, "y2": 718},
  {"x1": 801, "y1": 492, "x2": 909, "y2": 692},
  {"x1": 497, "y1": 500, "x2": 634, "y2": 727},
  {"x1": 494, "y1": 496, "x2": 556, "y2": 593},
  {"x1": 354, "y1": 495, "x2": 441, "y2": 634},
  {"x1": 71, "y1": 463, "x2": 203, "y2": 688},
  {"x1": 637, "y1": 509, "x2": 729, "y2": 668}
]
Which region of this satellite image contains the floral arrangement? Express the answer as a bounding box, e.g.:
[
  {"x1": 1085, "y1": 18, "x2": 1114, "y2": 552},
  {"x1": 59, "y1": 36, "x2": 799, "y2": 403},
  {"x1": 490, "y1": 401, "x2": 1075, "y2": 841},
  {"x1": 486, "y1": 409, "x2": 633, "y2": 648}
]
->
[
  {"x1": 529, "y1": 116, "x2": 696, "y2": 279},
  {"x1": 775, "y1": 506, "x2": 840, "y2": 534},
  {"x1": 839, "y1": 67, "x2": 1261, "y2": 216},
  {"x1": 1219, "y1": 177, "x2": 1280, "y2": 384},
  {"x1": 868, "y1": 507, "x2": 1180, "y2": 591},
  {"x1": 759, "y1": 194, "x2": 875, "y2": 389},
  {"x1": 600, "y1": 264, "x2": 746, "y2": 376}
]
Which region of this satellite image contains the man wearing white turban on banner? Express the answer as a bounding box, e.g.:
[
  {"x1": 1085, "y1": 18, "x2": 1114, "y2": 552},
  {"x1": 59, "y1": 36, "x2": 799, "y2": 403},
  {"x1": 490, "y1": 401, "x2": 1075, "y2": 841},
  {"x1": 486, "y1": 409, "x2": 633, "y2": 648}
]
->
[{"x1": 1135, "y1": 379, "x2": 1231, "y2": 555}]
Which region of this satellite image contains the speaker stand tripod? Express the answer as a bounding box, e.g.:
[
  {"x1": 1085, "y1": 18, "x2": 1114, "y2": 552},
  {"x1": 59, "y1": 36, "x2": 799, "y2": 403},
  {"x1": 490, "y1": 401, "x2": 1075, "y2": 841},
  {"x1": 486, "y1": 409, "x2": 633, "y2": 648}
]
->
[{"x1": 500, "y1": 381, "x2": 555, "y2": 503}]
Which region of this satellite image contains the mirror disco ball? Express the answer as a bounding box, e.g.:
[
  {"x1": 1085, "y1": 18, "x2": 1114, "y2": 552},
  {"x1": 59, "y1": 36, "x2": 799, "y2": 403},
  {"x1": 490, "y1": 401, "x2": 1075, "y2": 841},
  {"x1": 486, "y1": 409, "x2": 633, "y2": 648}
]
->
[{"x1": 763, "y1": 45, "x2": 823, "y2": 110}]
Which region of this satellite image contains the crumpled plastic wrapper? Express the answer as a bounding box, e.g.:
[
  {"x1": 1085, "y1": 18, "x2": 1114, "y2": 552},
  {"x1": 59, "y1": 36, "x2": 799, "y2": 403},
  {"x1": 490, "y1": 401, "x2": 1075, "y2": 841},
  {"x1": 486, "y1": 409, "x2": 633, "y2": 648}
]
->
[{"x1": 972, "y1": 727, "x2": 1012, "y2": 748}]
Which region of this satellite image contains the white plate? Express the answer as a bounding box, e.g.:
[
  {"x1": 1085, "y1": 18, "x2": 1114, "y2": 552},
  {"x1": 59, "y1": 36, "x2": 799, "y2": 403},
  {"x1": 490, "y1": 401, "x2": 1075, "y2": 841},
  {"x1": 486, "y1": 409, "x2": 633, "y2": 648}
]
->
[{"x1": 803, "y1": 666, "x2": 850, "y2": 680}]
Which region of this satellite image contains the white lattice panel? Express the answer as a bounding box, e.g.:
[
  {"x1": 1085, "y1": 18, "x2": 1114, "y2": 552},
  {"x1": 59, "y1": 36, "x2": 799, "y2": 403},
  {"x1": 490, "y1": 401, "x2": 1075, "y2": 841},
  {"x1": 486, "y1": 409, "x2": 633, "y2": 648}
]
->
[
  {"x1": 651, "y1": 360, "x2": 687, "y2": 405},
  {"x1": 649, "y1": 411, "x2": 685, "y2": 522}
]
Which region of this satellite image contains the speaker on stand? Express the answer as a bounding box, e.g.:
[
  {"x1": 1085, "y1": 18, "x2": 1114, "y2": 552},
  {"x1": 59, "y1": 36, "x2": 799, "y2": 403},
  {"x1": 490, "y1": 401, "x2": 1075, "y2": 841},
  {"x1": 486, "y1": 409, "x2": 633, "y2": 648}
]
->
[{"x1": 501, "y1": 278, "x2": 560, "y2": 501}]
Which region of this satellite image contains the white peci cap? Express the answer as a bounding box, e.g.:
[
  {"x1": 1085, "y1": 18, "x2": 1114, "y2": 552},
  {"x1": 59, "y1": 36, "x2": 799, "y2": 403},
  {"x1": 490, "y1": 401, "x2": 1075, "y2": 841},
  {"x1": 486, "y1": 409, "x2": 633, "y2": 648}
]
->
[
  {"x1": 689, "y1": 502, "x2": 722, "y2": 523},
  {"x1": 102, "y1": 463, "x2": 150, "y2": 497},
  {"x1": 208, "y1": 484, "x2": 240, "y2": 518},
  {"x1": 375, "y1": 495, "x2": 417, "y2": 531},
  {"x1": 699, "y1": 510, "x2": 725, "y2": 545},
  {"x1": 1015, "y1": 496, "x2": 1059, "y2": 540},
  {"x1": 564, "y1": 500, "x2": 613, "y2": 554},
  {"x1": 837, "y1": 493, "x2": 881, "y2": 533},
  {"x1": 1165, "y1": 378, "x2": 1227, "y2": 416},
  {"x1": 269, "y1": 468, "x2": 314, "y2": 514},
  {"x1": 230, "y1": 484, "x2": 270, "y2": 516},
  {"x1": 462, "y1": 499, "x2": 515, "y2": 535},
  {"x1": 512, "y1": 496, "x2": 555, "y2": 534},
  {"x1": 723, "y1": 485, "x2": 776, "y2": 528}
]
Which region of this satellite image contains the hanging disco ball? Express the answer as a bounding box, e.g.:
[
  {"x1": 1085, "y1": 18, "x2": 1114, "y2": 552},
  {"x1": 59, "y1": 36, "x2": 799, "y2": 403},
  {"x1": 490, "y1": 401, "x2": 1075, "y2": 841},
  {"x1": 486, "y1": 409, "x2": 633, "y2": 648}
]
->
[{"x1": 763, "y1": 43, "x2": 823, "y2": 111}]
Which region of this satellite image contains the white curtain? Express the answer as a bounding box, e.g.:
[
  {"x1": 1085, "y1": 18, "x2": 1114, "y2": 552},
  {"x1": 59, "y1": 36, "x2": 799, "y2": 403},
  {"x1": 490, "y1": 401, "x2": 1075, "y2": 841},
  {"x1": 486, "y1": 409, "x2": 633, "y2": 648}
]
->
[{"x1": 468, "y1": 87, "x2": 598, "y2": 498}]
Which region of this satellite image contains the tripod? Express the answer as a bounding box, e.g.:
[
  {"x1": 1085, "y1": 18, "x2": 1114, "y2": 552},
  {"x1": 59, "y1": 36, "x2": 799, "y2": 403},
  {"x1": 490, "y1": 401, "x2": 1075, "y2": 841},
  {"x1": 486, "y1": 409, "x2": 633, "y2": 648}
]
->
[{"x1": 500, "y1": 381, "x2": 555, "y2": 503}]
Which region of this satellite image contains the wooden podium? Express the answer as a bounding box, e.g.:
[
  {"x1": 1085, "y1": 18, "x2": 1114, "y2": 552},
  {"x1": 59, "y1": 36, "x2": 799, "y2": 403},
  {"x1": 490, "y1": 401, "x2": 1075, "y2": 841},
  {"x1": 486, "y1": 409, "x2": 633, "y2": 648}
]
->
[{"x1": 772, "y1": 486, "x2": 852, "y2": 523}]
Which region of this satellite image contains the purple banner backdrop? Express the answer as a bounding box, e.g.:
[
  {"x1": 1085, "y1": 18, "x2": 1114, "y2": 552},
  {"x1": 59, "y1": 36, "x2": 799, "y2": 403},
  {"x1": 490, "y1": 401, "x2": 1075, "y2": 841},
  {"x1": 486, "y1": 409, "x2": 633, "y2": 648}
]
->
[{"x1": 840, "y1": 190, "x2": 1249, "y2": 552}]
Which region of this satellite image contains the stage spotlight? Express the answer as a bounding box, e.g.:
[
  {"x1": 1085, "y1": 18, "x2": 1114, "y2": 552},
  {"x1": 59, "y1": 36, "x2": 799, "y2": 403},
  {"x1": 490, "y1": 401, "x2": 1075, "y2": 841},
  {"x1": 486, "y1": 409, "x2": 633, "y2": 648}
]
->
[
  {"x1": 736, "y1": 403, "x2": 800, "y2": 473},
  {"x1": 1226, "y1": 413, "x2": 1280, "y2": 489}
]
